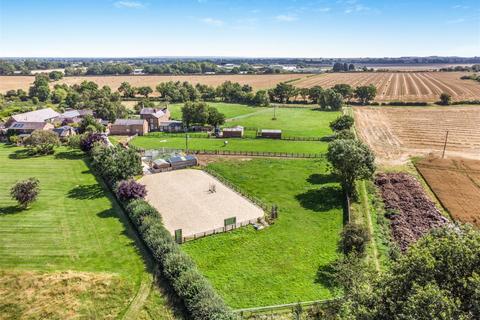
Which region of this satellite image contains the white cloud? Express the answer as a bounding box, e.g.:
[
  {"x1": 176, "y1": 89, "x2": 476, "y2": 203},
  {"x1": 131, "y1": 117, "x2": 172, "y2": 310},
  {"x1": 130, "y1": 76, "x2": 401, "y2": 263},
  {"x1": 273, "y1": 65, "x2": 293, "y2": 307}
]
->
[
  {"x1": 452, "y1": 5, "x2": 469, "y2": 9},
  {"x1": 114, "y1": 1, "x2": 144, "y2": 9},
  {"x1": 201, "y1": 17, "x2": 224, "y2": 27},
  {"x1": 275, "y1": 14, "x2": 297, "y2": 22},
  {"x1": 316, "y1": 7, "x2": 331, "y2": 12}
]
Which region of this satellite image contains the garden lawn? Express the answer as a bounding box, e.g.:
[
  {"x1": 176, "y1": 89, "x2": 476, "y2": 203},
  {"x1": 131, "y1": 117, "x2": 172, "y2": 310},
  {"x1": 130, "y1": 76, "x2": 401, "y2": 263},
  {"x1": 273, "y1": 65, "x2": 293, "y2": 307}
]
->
[
  {"x1": 168, "y1": 102, "x2": 264, "y2": 120},
  {"x1": 0, "y1": 144, "x2": 174, "y2": 319},
  {"x1": 226, "y1": 107, "x2": 340, "y2": 137},
  {"x1": 182, "y1": 158, "x2": 344, "y2": 308},
  {"x1": 130, "y1": 135, "x2": 328, "y2": 155}
]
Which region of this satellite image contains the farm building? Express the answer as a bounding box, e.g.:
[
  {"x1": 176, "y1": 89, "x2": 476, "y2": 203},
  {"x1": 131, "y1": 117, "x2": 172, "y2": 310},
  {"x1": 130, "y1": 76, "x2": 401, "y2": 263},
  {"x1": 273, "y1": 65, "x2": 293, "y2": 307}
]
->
[
  {"x1": 5, "y1": 108, "x2": 60, "y2": 127},
  {"x1": 140, "y1": 107, "x2": 170, "y2": 131},
  {"x1": 53, "y1": 125, "x2": 76, "y2": 139},
  {"x1": 7, "y1": 122, "x2": 54, "y2": 134},
  {"x1": 222, "y1": 126, "x2": 244, "y2": 138},
  {"x1": 169, "y1": 155, "x2": 198, "y2": 170},
  {"x1": 56, "y1": 109, "x2": 93, "y2": 125},
  {"x1": 260, "y1": 129, "x2": 282, "y2": 139},
  {"x1": 152, "y1": 158, "x2": 171, "y2": 171},
  {"x1": 159, "y1": 120, "x2": 184, "y2": 132},
  {"x1": 110, "y1": 119, "x2": 148, "y2": 136}
]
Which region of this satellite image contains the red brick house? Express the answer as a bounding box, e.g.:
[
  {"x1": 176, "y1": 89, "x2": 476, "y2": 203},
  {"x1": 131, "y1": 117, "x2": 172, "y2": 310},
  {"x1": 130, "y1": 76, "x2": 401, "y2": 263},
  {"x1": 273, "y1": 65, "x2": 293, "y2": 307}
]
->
[
  {"x1": 140, "y1": 107, "x2": 170, "y2": 131},
  {"x1": 110, "y1": 119, "x2": 148, "y2": 136}
]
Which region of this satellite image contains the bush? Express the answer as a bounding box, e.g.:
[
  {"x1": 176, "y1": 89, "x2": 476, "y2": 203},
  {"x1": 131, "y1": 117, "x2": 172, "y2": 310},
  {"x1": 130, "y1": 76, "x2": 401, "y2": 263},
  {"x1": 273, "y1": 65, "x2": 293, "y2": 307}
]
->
[
  {"x1": 24, "y1": 130, "x2": 60, "y2": 155},
  {"x1": 339, "y1": 223, "x2": 370, "y2": 255},
  {"x1": 10, "y1": 178, "x2": 40, "y2": 209},
  {"x1": 115, "y1": 179, "x2": 147, "y2": 201},
  {"x1": 329, "y1": 115, "x2": 354, "y2": 132},
  {"x1": 91, "y1": 144, "x2": 142, "y2": 183},
  {"x1": 80, "y1": 132, "x2": 106, "y2": 152},
  {"x1": 334, "y1": 129, "x2": 356, "y2": 140},
  {"x1": 440, "y1": 93, "x2": 452, "y2": 105}
]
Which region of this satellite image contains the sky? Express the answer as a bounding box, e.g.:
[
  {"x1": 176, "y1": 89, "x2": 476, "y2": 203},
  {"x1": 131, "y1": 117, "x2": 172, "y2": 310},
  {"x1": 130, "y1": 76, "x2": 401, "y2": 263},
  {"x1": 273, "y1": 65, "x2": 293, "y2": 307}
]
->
[{"x1": 0, "y1": 0, "x2": 479, "y2": 58}]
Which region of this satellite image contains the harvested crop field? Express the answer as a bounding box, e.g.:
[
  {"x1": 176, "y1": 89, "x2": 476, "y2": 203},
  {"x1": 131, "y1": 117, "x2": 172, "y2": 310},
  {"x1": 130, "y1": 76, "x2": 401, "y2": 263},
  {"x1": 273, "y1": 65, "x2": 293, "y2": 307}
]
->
[
  {"x1": 416, "y1": 157, "x2": 480, "y2": 228},
  {"x1": 0, "y1": 74, "x2": 310, "y2": 94},
  {"x1": 139, "y1": 169, "x2": 264, "y2": 238},
  {"x1": 375, "y1": 173, "x2": 449, "y2": 251},
  {"x1": 354, "y1": 106, "x2": 480, "y2": 164},
  {"x1": 292, "y1": 72, "x2": 480, "y2": 102}
]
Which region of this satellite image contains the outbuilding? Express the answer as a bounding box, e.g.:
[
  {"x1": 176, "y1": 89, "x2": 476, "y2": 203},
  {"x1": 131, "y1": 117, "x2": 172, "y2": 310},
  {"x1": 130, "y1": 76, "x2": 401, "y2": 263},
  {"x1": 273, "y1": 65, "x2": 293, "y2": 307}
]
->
[
  {"x1": 260, "y1": 129, "x2": 282, "y2": 139},
  {"x1": 222, "y1": 126, "x2": 244, "y2": 138}
]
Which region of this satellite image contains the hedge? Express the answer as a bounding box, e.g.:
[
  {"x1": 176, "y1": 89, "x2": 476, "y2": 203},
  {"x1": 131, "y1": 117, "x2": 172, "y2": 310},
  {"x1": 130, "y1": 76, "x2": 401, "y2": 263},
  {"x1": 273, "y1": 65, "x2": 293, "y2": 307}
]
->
[{"x1": 124, "y1": 199, "x2": 235, "y2": 320}]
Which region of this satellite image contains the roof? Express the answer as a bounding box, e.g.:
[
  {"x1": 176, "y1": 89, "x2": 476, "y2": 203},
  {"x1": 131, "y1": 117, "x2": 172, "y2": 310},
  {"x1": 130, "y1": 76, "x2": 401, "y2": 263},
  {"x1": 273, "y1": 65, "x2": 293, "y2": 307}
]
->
[
  {"x1": 113, "y1": 119, "x2": 146, "y2": 126},
  {"x1": 168, "y1": 155, "x2": 197, "y2": 163},
  {"x1": 140, "y1": 108, "x2": 167, "y2": 118},
  {"x1": 53, "y1": 126, "x2": 75, "y2": 137},
  {"x1": 8, "y1": 122, "x2": 50, "y2": 130},
  {"x1": 11, "y1": 108, "x2": 60, "y2": 123},
  {"x1": 261, "y1": 129, "x2": 282, "y2": 133},
  {"x1": 223, "y1": 126, "x2": 244, "y2": 132},
  {"x1": 61, "y1": 109, "x2": 93, "y2": 118}
]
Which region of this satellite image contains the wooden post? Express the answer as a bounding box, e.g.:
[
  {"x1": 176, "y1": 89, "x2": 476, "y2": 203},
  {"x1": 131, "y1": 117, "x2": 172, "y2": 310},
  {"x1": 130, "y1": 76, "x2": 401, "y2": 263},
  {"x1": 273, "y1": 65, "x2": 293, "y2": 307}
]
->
[{"x1": 442, "y1": 130, "x2": 449, "y2": 159}]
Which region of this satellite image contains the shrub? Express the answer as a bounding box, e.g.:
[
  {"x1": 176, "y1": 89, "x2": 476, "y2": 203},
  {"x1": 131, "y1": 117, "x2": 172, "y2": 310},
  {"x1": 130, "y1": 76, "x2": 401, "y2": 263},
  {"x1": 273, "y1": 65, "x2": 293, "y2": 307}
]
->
[
  {"x1": 339, "y1": 223, "x2": 370, "y2": 255},
  {"x1": 440, "y1": 93, "x2": 452, "y2": 105},
  {"x1": 24, "y1": 130, "x2": 60, "y2": 155},
  {"x1": 329, "y1": 115, "x2": 354, "y2": 132},
  {"x1": 91, "y1": 145, "x2": 142, "y2": 183},
  {"x1": 115, "y1": 179, "x2": 147, "y2": 201},
  {"x1": 10, "y1": 178, "x2": 40, "y2": 209},
  {"x1": 334, "y1": 129, "x2": 356, "y2": 140},
  {"x1": 80, "y1": 132, "x2": 105, "y2": 152}
]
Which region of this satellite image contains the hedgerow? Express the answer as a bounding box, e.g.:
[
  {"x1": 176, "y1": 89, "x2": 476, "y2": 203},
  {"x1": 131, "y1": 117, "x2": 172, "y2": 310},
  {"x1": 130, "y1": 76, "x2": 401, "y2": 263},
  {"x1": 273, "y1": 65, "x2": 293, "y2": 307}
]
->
[{"x1": 124, "y1": 199, "x2": 235, "y2": 320}]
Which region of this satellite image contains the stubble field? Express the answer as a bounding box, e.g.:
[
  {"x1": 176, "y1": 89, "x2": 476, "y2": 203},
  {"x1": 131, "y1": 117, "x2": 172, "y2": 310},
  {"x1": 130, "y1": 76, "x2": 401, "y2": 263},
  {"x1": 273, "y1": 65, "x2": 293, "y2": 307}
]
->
[
  {"x1": 354, "y1": 106, "x2": 480, "y2": 164},
  {"x1": 416, "y1": 157, "x2": 480, "y2": 228},
  {"x1": 292, "y1": 72, "x2": 480, "y2": 102},
  {"x1": 0, "y1": 73, "x2": 310, "y2": 94}
]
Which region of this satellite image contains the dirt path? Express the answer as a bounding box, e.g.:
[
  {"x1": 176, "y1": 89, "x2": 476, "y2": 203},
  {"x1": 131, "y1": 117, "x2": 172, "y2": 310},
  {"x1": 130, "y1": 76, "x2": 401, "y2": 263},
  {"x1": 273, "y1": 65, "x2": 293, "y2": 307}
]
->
[
  {"x1": 360, "y1": 181, "x2": 380, "y2": 271},
  {"x1": 122, "y1": 274, "x2": 153, "y2": 320}
]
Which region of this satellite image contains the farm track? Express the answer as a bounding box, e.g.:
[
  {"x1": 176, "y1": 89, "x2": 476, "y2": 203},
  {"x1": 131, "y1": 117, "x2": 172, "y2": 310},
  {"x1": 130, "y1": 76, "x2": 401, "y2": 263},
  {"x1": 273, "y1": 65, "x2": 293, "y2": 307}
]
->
[{"x1": 292, "y1": 72, "x2": 480, "y2": 102}]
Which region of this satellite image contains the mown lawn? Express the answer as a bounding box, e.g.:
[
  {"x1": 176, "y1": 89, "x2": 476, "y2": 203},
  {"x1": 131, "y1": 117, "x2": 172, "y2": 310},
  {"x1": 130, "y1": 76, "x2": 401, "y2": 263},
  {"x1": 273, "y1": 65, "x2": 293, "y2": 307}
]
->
[
  {"x1": 182, "y1": 158, "x2": 344, "y2": 308},
  {"x1": 0, "y1": 144, "x2": 174, "y2": 319},
  {"x1": 130, "y1": 135, "x2": 328, "y2": 155},
  {"x1": 168, "y1": 102, "x2": 264, "y2": 120},
  {"x1": 226, "y1": 107, "x2": 340, "y2": 137}
]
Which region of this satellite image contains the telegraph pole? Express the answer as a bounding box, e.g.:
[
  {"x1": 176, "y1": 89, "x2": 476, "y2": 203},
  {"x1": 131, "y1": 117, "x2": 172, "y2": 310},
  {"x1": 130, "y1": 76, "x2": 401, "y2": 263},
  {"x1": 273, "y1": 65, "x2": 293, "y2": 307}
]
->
[{"x1": 442, "y1": 130, "x2": 449, "y2": 159}]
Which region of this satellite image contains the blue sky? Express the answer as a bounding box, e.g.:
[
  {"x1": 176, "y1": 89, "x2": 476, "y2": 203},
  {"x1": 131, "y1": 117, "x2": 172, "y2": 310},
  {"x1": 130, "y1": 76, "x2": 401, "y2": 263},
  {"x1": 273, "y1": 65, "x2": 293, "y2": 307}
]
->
[{"x1": 0, "y1": 0, "x2": 479, "y2": 57}]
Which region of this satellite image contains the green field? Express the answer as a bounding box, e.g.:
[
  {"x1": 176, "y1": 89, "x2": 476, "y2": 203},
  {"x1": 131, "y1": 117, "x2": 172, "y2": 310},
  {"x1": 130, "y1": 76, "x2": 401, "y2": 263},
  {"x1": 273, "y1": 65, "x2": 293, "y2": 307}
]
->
[
  {"x1": 168, "y1": 102, "x2": 264, "y2": 120},
  {"x1": 182, "y1": 158, "x2": 344, "y2": 308},
  {"x1": 130, "y1": 135, "x2": 328, "y2": 154},
  {"x1": 226, "y1": 107, "x2": 340, "y2": 137},
  {"x1": 0, "y1": 144, "x2": 174, "y2": 319}
]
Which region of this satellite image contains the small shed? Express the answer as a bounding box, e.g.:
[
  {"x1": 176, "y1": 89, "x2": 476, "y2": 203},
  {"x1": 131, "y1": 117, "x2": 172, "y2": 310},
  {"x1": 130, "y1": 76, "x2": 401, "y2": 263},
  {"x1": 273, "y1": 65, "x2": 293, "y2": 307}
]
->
[
  {"x1": 152, "y1": 158, "x2": 171, "y2": 170},
  {"x1": 159, "y1": 120, "x2": 183, "y2": 132},
  {"x1": 260, "y1": 129, "x2": 282, "y2": 139},
  {"x1": 222, "y1": 126, "x2": 244, "y2": 138}
]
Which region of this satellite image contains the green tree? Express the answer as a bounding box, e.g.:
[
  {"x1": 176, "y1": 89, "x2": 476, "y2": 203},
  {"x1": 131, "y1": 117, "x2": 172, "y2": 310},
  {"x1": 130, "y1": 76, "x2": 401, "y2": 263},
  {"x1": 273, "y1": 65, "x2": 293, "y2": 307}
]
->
[
  {"x1": 329, "y1": 115, "x2": 354, "y2": 132},
  {"x1": 91, "y1": 144, "x2": 142, "y2": 183},
  {"x1": 24, "y1": 130, "x2": 60, "y2": 155},
  {"x1": 253, "y1": 90, "x2": 270, "y2": 106},
  {"x1": 319, "y1": 89, "x2": 344, "y2": 111},
  {"x1": 181, "y1": 101, "x2": 209, "y2": 128},
  {"x1": 332, "y1": 84, "x2": 354, "y2": 101},
  {"x1": 327, "y1": 139, "x2": 375, "y2": 197},
  {"x1": 207, "y1": 107, "x2": 226, "y2": 127},
  {"x1": 78, "y1": 115, "x2": 105, "y2": 133},
  {"x1": 137, "y1": 86, "x2": 153, "y2": 98},
  {"x1": 308, "y1": 86, "x2": 324, "y2": 104},
  {"x1": 10, "y1": 178, "x2": 40, "y2": 209},
  {"x1": 354, "y1": 85, "x2": 377, "y2": 105},
  {"x1": 118, "y1": 81, "x2": 136, "y2": 98},
  {"x1": 48, "y1": 70, "x2": 64, "y2": 81},
  {"x1": 440, "y1": 93, "x2": 452, "y2": 105},
  {"x1": 51, "y1": 88, "x2": 68, "y2": 104},
  {"x1": 336, "y1": 225, "x2": 480, "y2": 320},
  {"x1": 271, "y1": 82, "x2": 297, "y2": 103},
  {"x1": 134, "y1": 98, "x2": 155, "y2": 113}
]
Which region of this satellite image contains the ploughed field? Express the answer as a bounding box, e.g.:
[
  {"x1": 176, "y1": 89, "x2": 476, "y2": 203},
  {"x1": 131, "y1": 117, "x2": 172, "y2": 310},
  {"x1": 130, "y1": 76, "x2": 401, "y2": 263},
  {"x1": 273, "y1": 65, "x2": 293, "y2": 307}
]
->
[
  {"x1": 292, "y1": 72, "x2": 480, "y2": 102},
  {"x1": 0, "y1": 73, "x2": 310, "y2": 94},
  {"x1": 354, "y1": 106, "x2": 480, "y2": 164},
  {"x1": 416, "y1": 157, "x2": 480, "y2": 228}
]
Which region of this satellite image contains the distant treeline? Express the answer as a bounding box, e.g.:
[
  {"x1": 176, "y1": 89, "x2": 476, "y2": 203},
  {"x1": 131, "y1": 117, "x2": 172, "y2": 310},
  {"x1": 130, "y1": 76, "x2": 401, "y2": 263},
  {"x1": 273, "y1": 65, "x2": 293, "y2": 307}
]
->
[{"x1": 2, "y1": 56, "x2": 480, "y2": 75}]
